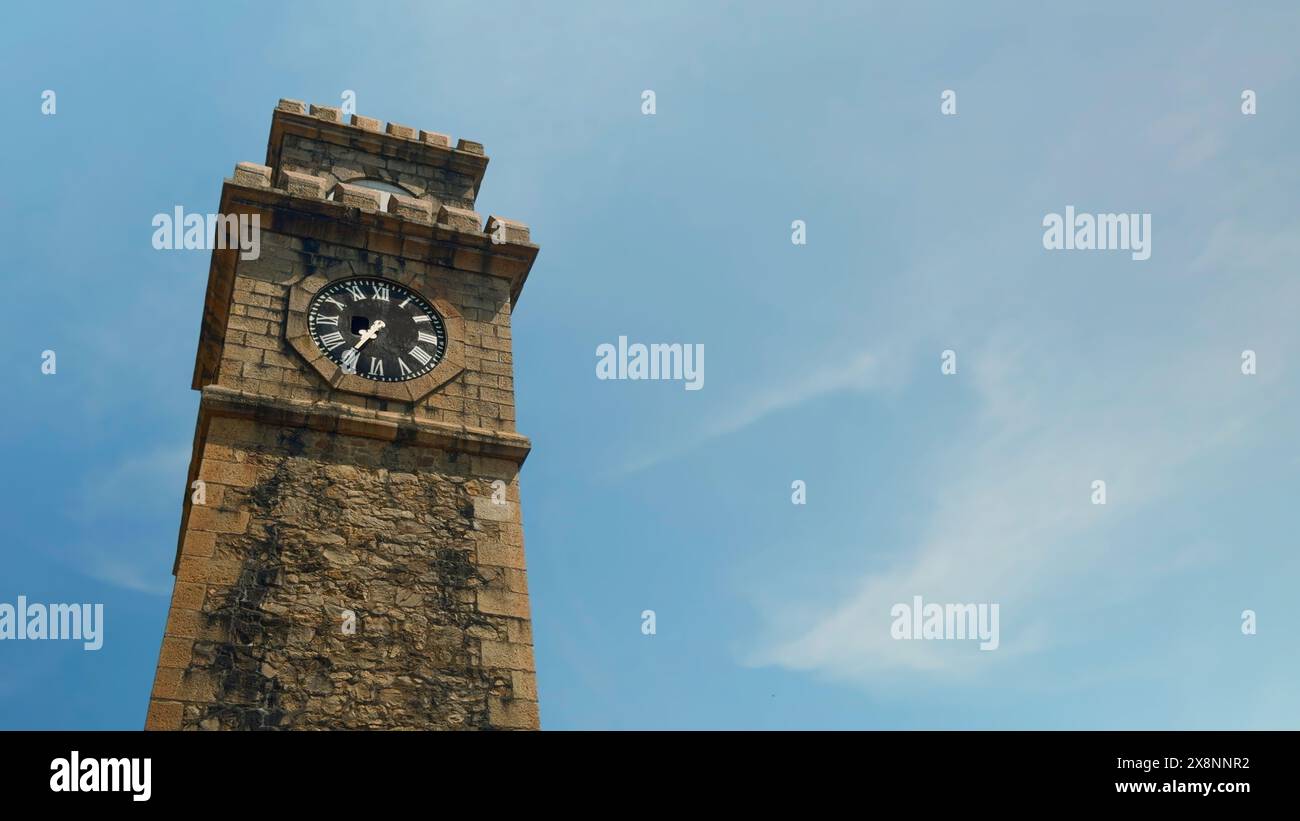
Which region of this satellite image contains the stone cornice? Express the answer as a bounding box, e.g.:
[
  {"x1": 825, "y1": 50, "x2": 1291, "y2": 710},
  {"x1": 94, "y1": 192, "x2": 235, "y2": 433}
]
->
[
  {"x1": 219, "y1": 178, "x2": 539, "y2": 296},
  {"x1": 199, "y1": 384, "x2": 533, "y2": 462},
  {"x1": 170, "y1": 384, "x2": 531, "y2": 579}
]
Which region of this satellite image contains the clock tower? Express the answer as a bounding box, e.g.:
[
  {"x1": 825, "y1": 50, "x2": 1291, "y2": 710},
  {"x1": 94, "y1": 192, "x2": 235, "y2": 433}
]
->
[{"x1": 145, "y1": 100, "x2": 541, "y2": 730}]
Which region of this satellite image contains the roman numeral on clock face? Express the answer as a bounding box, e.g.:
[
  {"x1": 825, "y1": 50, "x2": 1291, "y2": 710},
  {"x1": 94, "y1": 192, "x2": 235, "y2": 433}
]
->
[
  {"x1": 319, "y1": 331, "x2": 346, "y2": 350},
  {"x1": 409, "y1": 347, "x2": 432, "y2": 366},
  {"x1": 308, "y1": 278, "x2": 446, "y2": 382}
]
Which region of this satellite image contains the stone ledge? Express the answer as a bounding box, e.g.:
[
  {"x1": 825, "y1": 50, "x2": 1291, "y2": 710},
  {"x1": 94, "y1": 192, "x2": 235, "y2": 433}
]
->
[
  {"x1": 385, "y1": 121, "x2": 417, "y2": 140},
  {"x1": 229, "y1": 166, "x2": 532, "y2": 245},
  {"x1": 233, "y1": 162, "x2": 272, "y2": 188},
  {"x1": 387, "y1": 193, "x2": 434, "y2": 224},
  {"x1": 331, "y1": 181, "x2": 382, "y2": 212},
  {"x1": 309, "y1": 103, "x2": 342, "y2": 123},
  {"x1": 438, "y1": 204, "x2": 483, "y2": 234},
  {"x1": 350, "y1": 113, "x2": 383, "y2": 133},
  {"x1": 277, "y1": 168, "x2": 329, "y2": 199},
  {"x1": 486, "y1": 215, "x2": 531, "y2": 245},
  {"x1": 420, "y1": 130, "x2": 451, "y2": 148},
  {"x1": 216, "y1": 183, "x2": 539, "y2": 298},
  {"x1": 198, "y1": 384, "x2": 533, "y2": 462}
]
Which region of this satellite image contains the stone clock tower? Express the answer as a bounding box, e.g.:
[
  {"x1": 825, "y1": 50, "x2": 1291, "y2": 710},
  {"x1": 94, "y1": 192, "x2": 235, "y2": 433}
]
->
[{"x1": 145, "y1": 100, "x2": 540, "y2": 730}]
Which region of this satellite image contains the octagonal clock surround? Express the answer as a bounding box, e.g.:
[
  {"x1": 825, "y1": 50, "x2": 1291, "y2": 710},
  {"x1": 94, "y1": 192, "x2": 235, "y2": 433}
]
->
[{"x1": 285, "y1": 272, "x2": 466, "y2": 403}]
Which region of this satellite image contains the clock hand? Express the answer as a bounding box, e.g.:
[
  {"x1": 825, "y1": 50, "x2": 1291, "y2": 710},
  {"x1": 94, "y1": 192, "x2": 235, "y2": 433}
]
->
[{"x1": 353, "y1": 320, "x2": 386, "y2": 349}]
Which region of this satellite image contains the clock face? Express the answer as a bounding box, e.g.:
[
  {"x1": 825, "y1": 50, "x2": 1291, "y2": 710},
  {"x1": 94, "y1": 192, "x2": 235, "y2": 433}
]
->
[{"x1": 307, "y1": 277, "x2": 448, "y2": 382}]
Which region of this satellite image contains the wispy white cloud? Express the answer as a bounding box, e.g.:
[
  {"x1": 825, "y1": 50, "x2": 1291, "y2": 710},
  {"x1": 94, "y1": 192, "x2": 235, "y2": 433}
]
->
[
  {"x1": 617, "y1": 350, "x2": 879, "y2": 475},
  {"x1": 704, "y1": 351, "x2": 879, "y2": 440},
  {"x1": 749, "y1": 217, "x2": 1300, "y2": 684}
]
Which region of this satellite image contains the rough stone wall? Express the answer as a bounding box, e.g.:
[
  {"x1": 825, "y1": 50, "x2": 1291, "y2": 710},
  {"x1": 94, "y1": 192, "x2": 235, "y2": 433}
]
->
[
  {"x1": 146, "y1": 415, "x2": 537, "y2": 730},
  {"x1": 216, "y1": 230, "x2": 516, "y2": 432},
  {"x1": 277, "y1": 133, "x2": 479, "y2": 211}
]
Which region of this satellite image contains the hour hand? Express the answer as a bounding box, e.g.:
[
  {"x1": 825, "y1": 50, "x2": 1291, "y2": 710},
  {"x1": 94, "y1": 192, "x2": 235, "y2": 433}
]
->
[{"x1": 354, "y1": 320, "x2": 386, "y2": 349}]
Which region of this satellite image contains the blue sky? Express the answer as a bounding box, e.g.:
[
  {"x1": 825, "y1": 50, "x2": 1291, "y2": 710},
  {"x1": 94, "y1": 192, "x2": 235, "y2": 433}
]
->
[{"x1": 2, "y1": 1, "x2": 1299, "y2": 729}]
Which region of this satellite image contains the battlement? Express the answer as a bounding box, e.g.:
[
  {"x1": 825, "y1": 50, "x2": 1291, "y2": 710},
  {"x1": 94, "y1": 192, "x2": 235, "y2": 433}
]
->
[
  {"x1": 266, "y1": 99, "x2": 490, "y2": 213},
  {"x1": 227, "y1": 160, "x2": 532, "y2": 246},
  {"x1": 232, "y1": 99, "x2": 534, "y2": 248}
]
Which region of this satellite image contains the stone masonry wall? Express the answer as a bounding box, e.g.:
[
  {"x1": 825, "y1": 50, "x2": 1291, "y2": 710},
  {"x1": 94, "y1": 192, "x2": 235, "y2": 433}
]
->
[
  {"x1": 216, "y1": 230, "x2": 516, "y2": 432},
  {"x1": 277, "y1": 133, "x2": 479, "y2": 211},
  {"x1": 146, "y1": 415, "x2": 537, "y2": 730}
]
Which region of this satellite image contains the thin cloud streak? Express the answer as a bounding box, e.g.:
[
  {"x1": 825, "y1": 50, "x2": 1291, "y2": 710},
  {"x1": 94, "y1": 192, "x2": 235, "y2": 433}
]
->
[
  {"x1": 750, "y1": 218, "x2": 1300, "y2": 684},
  {"x1": 616, "y1": 351, "x2": 879, "y2": 475}
]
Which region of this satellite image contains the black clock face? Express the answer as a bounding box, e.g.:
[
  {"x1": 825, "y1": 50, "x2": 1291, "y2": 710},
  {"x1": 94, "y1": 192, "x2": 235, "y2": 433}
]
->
[{"x1": 307, "y1": 277, "x2": 448, "y2": 382}]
